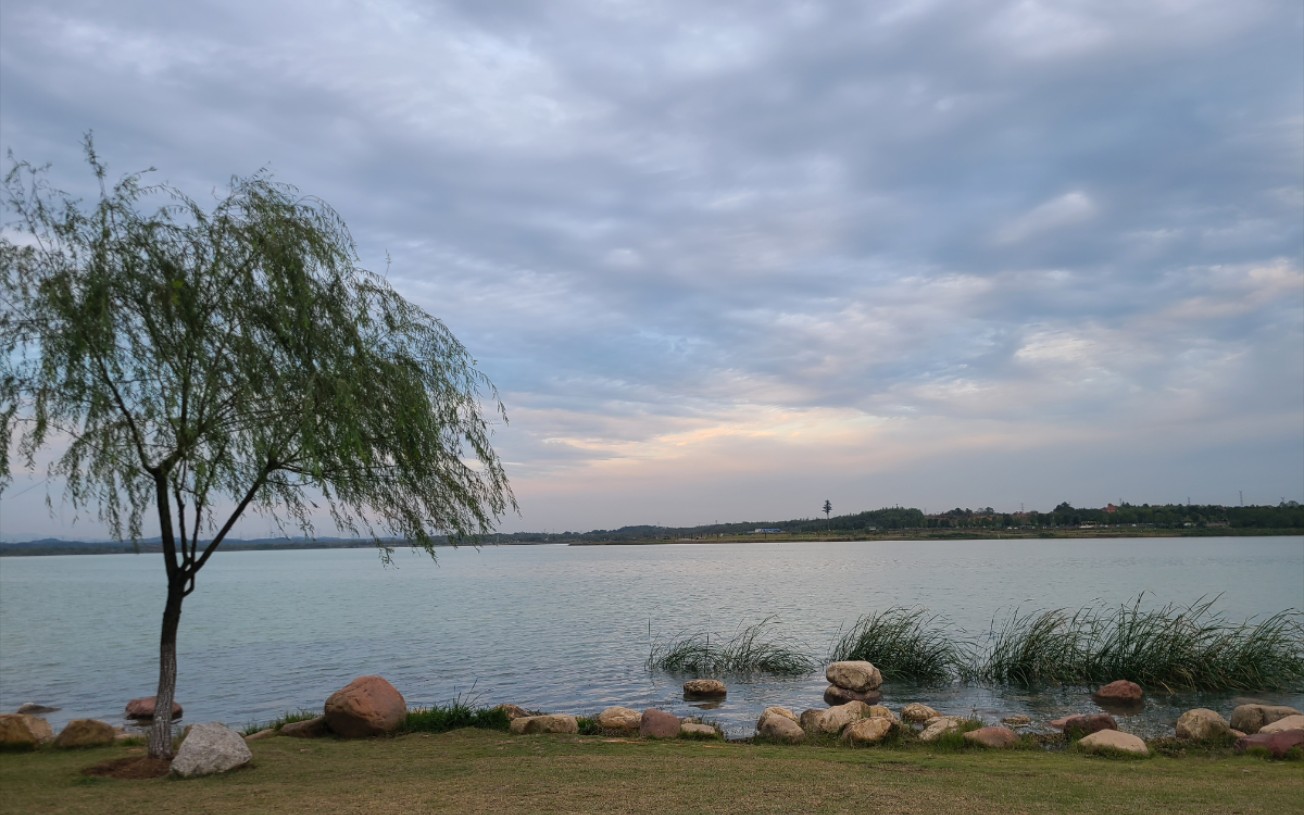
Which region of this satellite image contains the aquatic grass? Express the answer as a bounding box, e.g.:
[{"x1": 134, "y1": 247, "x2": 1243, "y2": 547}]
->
[
  {"x1": 647, "y1": 616, "x2": 818, "y2": 677},
  {"x1": 967, "y1": 607, "x2": 1093, "y2": 685},
  {"x1": 969, "y1": 595, "x2": 1304, "y2": 691},
  {"x1": 829, "y1": 606, "x2": 967, "y2": 683},
  {"x1": 404, "y1": 690, "x2": 510, "y2": 733}
]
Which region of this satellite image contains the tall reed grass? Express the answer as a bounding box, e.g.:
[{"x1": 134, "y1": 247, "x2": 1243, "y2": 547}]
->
[
  {"x1": 969, "y1": 595, "x2": 1304, "y2": 691},
  {"x1": 829, "y1": 606, "x2": 967, "y2": 683},
  {"x1": 646, "y1": 616, "x2": 818, "y2": 677}
]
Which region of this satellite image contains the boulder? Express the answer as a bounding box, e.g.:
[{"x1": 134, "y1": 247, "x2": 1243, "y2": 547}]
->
[
  {"x1": 170, "y1": 723, "x2": 253, "y2": 778},
  {"x1": 825, "y1": 661, "x2": 883, "y2": 693},
  {"x1": 54, "y1": 719, "x2": 116, "y2": 749},
  {"x1": 964, "y1": 726, "x2": 1019, "y2": 749},
  {"x1": 596, "y1": 706, "x2": 641, "y2": 734},
  {"x1": 757, "y1": 707, "x2": 805, "y2": 743},
  {"x1": 1078, "y1": 729, "x2": 1150, "y2": 756},
  {"x1": 16, "y1": 703, "x2": 59, "y2": 715},
  {"x1": 918, "y1": 717, "x2": 965, "y2": 742},
  {"x1": 324, "y1": 675, "x2": 407, "y2": 738},
  {"x1": 901, "y1": 703, "x2": 938, "y2": 723},
  {"x1": 279, "y1": 716, "x2": 329, "y2": 738},
  {"x1": 0, "y1": 714, "x2": 53, "y2": 750},
  {"x1": 823, "y1": 685, "x2": 882, "y2": 706},
  {"x1": 495, "y1": 704, "x2": 532, "y2": 721},
  {"x1": 639, "y1": 708, "x2": 680, "y2": 739},
  {"x1": 680, "y1": 722, "x2": 719, "y2": 739},
  {"x1": 1259, "y1": 714, "x2": 1304, "y2": 735},
  {"x1": 1092, "y1": 680, "x2": 1143, "y2": 706},
  {"x1": 1235, "y1": 730, "x2": 1304, "y2": 759},
  {"x1": 1175, "y1": 708, "x2": 1231, "y2": 742},
  {"x1": 1229, "y1": 704, "x2": 1301, "y2": 735},
  {"x1": 682, "y1": 679, "x2": 727, "y2": 699},
  {"x1": 814, "y1": 701, "x2": 872, "y2": 735},
  {"x1": 799, "y1": 709, "x2": 824, "y2": 732},
  {"x1": 125, "y1": 697, "x2": 183, "y2": 721},
  {"x1": 1050, "y1": 713, "x2": 1117, "y2": 738},
  {"x1": 842, "y1": 716, "x2": 895, "y2": 746},
  {"x1": 866, "y1": 705, "x2": 899, "y2": 723},
  {"x1": 509, "y1": 714, "x2": 579, "y2": 735}
]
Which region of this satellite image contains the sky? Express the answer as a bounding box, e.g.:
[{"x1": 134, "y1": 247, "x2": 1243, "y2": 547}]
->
[{"x1": 1, "y1": 0, "x2": 1302, "y2": 540}]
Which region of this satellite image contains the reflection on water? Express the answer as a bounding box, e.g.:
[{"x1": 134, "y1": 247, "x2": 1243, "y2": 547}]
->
[{"x1": 0, "y1": 537, "x2": 1300, "y2": 738}]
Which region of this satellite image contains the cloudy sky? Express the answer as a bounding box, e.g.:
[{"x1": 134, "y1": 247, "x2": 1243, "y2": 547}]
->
[{"x1": 1, "y1": 0, "x2": 1301, "y2": 538}]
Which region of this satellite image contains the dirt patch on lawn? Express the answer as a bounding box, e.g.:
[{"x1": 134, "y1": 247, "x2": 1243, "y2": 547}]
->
[{"x1": 81, "y1": 755, "x2": 172, "y2": 780}]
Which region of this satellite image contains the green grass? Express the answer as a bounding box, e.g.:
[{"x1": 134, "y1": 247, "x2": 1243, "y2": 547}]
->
[
  {"x1": 829, "y1": 606, "x2": 967, "y2": 683},
  {"x1": 402, "y1": 701, "x2": 509, "y2": 734},
  {"x1": 3, "y1": 729, "x2": 1302, "y2": 815},
  {"x1": 970, "y1": 595, "x2": 1304, "y2": 691},
  {"x1": 647, "y1": 616, "x2": 818, "y2": 677}
]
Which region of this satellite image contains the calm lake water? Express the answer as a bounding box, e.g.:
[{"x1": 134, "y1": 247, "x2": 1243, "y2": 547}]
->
[{"x1": 1, "y1": 537, "x2": 1301, "y2": 738}]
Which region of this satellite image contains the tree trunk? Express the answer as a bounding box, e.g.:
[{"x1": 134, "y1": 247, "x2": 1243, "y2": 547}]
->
[{"x1": 148, "y1": 576, "x2": 186, "y2": 759}]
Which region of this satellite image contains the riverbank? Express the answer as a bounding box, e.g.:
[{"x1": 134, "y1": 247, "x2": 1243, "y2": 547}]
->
[
  {"x1": 571, "y1": 527, "x2": 1303, "y2": 545},
  {"x1": 3, "y1": 729, "x2": 1300, "y2": 815}
]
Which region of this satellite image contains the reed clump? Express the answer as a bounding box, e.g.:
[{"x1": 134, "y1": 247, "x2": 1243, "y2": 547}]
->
[
  {"x1": 970, "y1": 595, "x2": 1304, "y2": 691},
  {"x1": 829, "y1": 606, "x2": 967, "y2": 683},
  {"x1": 403, "y1": 700, "x2": 510, "y2": 733},
  {"x1": 647, "y1": 616, "x2": 818, "y2": 677}
]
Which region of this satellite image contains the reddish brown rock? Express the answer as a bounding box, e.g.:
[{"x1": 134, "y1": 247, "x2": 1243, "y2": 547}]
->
[
  {"x1": 323, "y1": 675, "x2": 407, "y2": 738},
  {"x1": 1235, "y1": 730, "x2": 1304, "y2": 760},
  {"x1": 639, "y1": 708, "x2": 681, "y2": 739},
  {"x1": 964, "y1": 726, "x2": 1019, "y2": 749},
  {"x1": 823, "y1": 685, "x2": 882, "y2": 706},
  {"x1": 54, "y1": 719, "x2": 116, "y2": 749},
  {"x1": 279, "y1": 716, "x2": 329, "y2": 738},
  {"x1": 1050, "y1": 713, "x2": 1117, "y2": 738},
  {"x1": 1092, "y1": 680, "x2": 1143, "y2": 705},
  {"x1": 124, "y1": 697, "x2": 183, "y2": 721}
]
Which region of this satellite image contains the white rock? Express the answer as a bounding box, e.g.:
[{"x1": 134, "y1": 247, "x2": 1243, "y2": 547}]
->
[{"x1": 170, "y1": 723, "x2": 253, "y2": 778}]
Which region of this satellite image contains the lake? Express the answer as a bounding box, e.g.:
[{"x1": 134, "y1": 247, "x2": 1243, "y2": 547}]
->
[{"x1": 1, "y1": 536, "x2": 1301, "y2": 738}]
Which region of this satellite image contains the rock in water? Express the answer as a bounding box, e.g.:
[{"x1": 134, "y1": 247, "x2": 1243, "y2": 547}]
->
[
  {"x1": 170, "y1": 723, "x2": 252, "y2": 778},
  {"x1": 682, "y1": 679, "x2": 727, "y2": 699},
  {"x1": 124, "y1": 697, "x2": 183, "y2": 721},
  {"x1": 825, "y1": 661, "x2": 883, "y2": 693},
  {"x1": 823, "y1": 685, "x2": 882, "y2": 706},
  {"x1": 1092, "y1": 680, "x2": 1144, "y2": 706},
  {"x1": 324, "y1": 675, "x2": 407, "y2": 738}
]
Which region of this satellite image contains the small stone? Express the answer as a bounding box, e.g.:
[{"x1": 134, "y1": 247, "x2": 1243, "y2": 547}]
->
[
  {"x1": 682, "y1": 679, "x2": 727, "y2": 699},
  {"x1": 1235, "y1": 730, "x2": 1304, "y2": 759},
  {"x1": 964, "y1": 726, "x2": 1019, "y2": 749},
  {"x1": 54, "y1": 719, "x2": 116, "y2": 749},
  {"x1": 0, "y1": 714, "x2": 53, "y2": 750},
  {"x1": 509, "y1": 714, "x2": 579, "y2": 735},
  {"x1": 1175, "y1": 708, "x2": 1231, "y2": 742},
  {"x1": 279, "y1": 716, "x2": 329, "y2": 738},
  {"x1": 823, "y1": 685, "x2": 883, "y2": 706},
  {"x1": 918, "y1": 717, "x2": 965, "y2": 742},
  {"x1": 1050, "y1": 713, "x2": 1117, "y2": 738},
  {"x1": 842, "y1": 717, "x2": 894, "y2": 746},
  {"x1": 757, "y1": 709, "x2": 805, "y2": 744},
  {"x1": 1078, "y1": 729, "x2": 1149, "y2": 756},
  {"x1": 825, "y1": 661, "x2": 883, "y2": 693},
  {"x1": 16, "y1": 703, "x2": 59, "y2": 715},
  {"x1": 1092, "y1": 680, "x2": 1144, "y2": 705},
  {"x1": 901, "y1": 703, "x2": 938, "y2": 723},
  {"x1": 1259, "y1": 714, "x2": 1304, "y2": 735},
  {"x1": 1229, "y1": 704, "x2": 1300, "y2": 734},
  {"x1": 679, "y1": 722, "x2": 719, "y2": 739},
  {"x1": 1002, "y1": 715, "x2": 1032, "y2": 727},
  {"x1": 596, "y1": 706, "x2": 641, "y2": 734},
  {"x1": 124, "y1": 697, "x2": 183, "y2": 721},
  {"x1": 639, "y1": 708, "x2": 680, "y2": 739}
]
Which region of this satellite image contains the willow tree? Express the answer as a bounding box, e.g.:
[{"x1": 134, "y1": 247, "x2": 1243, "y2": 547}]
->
[{"x1": 0, "y1": 140, "x2": 514, "y2": 759}]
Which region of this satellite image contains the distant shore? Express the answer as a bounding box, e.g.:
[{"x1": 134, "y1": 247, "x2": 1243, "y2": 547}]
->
[{"x1": 2, "y1": 526, "x2": 1299, "y2": 556}]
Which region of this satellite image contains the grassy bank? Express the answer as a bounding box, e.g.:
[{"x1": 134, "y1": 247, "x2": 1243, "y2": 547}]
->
[{"x1": 3, "y1": 729, "x2": 1301, "y2": 815}]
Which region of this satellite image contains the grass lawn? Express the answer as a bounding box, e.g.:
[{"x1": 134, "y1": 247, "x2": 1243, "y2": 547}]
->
[{"x1": 2, "y1": 729, "x2": 1300, "y2": 815}]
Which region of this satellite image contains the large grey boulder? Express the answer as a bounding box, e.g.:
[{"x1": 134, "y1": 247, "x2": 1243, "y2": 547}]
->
[{"x1": 170, "y1": 723, "x2": 253, "y2": 778}]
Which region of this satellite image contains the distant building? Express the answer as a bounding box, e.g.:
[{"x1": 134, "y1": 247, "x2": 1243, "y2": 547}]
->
[{"x1": 752, "y1": 528, "x2": 783, "y2": 534}]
